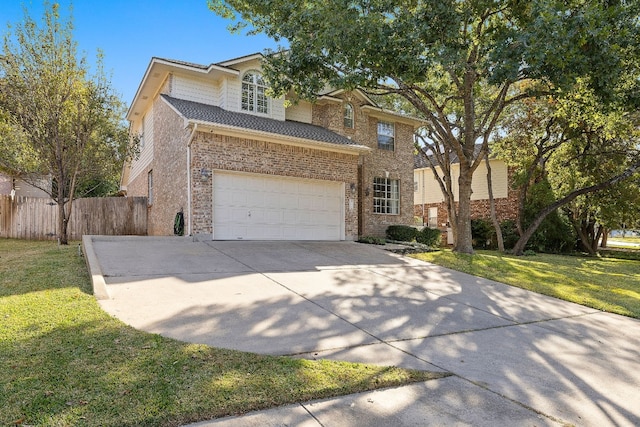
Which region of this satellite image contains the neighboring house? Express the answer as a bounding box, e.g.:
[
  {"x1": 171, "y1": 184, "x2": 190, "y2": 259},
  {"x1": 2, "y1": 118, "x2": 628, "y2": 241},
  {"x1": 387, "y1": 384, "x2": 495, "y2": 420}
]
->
[
  {"x1": 0, "y1": 173, "x2": 51, "y2": 198},
  {"x1": 413, "y1": 152, "x2": 519, "y2": 242},
  {"x1": 121, "y1": 53, "x2": 422, "y2": 240}
]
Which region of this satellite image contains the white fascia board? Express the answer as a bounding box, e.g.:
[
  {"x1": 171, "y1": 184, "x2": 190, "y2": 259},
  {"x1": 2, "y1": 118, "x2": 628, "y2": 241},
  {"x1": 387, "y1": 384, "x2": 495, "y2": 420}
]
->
[
  {"x1": 217, "y1": 53, "x2": 264, "y2": 67},
  {"x1": 127, "y1": 58, "x2": 239, "y2": 121}
]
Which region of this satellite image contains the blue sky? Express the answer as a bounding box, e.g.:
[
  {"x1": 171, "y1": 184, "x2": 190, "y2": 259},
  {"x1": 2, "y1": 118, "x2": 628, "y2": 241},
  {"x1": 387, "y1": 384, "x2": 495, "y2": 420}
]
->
[{"x1": 1, "y1": 0, "x2": 281, "y2": 106}]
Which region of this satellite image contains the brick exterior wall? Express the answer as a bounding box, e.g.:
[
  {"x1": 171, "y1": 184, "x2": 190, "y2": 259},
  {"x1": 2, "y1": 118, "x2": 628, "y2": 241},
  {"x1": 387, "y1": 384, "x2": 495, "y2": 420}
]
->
[
  {"x1": 190, "y1": 132, "x2": 359, "y2": 239},
  {"x1": 128, "y1": 87, "x2": 414, "y2": 240},
  {"x1": 127, "y1": 95, "x2": 190, "y2": 235},
  {"x1": 312, "y1": 94, "x2": 415, "y2": 238}
]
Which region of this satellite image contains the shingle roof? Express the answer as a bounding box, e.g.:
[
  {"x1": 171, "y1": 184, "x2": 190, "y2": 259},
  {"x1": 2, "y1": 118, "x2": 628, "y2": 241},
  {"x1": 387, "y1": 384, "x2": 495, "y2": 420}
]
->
[{"x1": 162, "y1": 95, "x2": 362, "y2": 147}]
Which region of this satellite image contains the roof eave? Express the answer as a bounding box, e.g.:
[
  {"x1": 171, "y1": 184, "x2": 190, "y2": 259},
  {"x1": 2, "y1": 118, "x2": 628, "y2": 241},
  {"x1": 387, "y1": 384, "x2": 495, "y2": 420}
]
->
[
  {"x1": 187, "y1": 119, "x2": 370, "y2": 155},
  {"x1": 360, "y1": 105, "x2": 425, "y2": 128},
  {"x1": 127, "y1": 58, "x2": 240, "y2": 122}
]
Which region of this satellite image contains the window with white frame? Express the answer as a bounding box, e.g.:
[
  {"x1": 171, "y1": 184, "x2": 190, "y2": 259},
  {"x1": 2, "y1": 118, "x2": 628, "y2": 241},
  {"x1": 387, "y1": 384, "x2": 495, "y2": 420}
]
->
[
  {"x1": 241, "y1": 71, "x2": 268, "y2": 114},
  {"x1": 344, "y1": 103, "x2": 354, "y2": 128},
  {"x1": 147, "y1": 170, "x2": 153, "y2": 206},
  {"x1": 373, "y1": 177, "x2": 399, "y2": 214},
  {"x1": 377, "y1": 121, "x2": 394, "y2": 150},
  {"x1": 428, "y1": 207, "x2": 438, "y2": 228}
]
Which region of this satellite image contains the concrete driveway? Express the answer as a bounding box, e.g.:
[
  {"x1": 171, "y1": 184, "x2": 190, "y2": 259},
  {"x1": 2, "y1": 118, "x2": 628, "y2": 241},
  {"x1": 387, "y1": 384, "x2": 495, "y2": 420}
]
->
[{"x1": 84, "y1": 236, "x2": 640, "y2": 427}]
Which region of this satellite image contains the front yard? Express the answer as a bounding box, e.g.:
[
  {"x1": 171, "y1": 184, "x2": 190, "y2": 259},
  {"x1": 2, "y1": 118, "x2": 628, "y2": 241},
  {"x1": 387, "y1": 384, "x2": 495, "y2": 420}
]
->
[
  {"x1": 412, "y1": 250, "x2": 640, "y2": 318},
  {"x1": 0, "y1": 240, "x2": 441, "y2": 427}
]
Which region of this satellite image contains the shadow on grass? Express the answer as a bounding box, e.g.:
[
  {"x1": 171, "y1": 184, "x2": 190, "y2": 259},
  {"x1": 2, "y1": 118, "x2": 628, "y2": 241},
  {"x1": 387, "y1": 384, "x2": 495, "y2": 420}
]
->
[
  {"x1": 0, "y1": 240, "x2": 93, "y2": 297},
  {"x1": 0, "y1": 288, "x2": 442, "y2": 427}
]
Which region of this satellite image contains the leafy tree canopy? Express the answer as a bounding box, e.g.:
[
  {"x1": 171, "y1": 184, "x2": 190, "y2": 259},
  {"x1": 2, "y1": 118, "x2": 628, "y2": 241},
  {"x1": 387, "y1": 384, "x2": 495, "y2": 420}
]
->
[
  {"x1": 210, "y1": 0, "x2": 640, "y2": 253},
  {"x1": 0, "y1": 2, "x2": 134, "y2": 243}
]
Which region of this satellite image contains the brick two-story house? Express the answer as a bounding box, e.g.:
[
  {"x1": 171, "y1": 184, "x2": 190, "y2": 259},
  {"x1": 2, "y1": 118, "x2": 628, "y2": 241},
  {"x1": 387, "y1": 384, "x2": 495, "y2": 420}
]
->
[{"x1": 121, "y1": 53, "x2": 421, "y2": 240}]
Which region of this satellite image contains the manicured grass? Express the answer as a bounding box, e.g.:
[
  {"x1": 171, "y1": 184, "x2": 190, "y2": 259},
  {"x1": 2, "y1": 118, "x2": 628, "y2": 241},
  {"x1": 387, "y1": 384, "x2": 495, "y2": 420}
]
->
[
  {"x1": 412, "y1": 249, "x2": 640, "y2": 318},
  {"x1": 0, "y1": 240, "x2": 444, "y2": 427}
]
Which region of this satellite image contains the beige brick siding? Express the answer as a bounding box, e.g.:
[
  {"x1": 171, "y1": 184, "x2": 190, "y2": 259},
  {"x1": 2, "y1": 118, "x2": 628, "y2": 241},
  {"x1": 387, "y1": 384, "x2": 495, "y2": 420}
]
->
[
  {"x1": 312, "y1": 94, "x2": 415, "y2": 238},
  {"x1": 189, "y1": 133, "x2": 360, "y2": 239},
  {"x1": 127, "y1": 95, "x2": 190, "y2": 235}
]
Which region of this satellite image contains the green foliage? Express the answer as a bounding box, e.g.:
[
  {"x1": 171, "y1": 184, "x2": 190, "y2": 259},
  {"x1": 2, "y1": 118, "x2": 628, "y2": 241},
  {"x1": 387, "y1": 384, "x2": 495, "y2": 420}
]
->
[
  {"x1": 500, "y1": 220, "x2": 520, "y2": 250},
  {"x1": 524, "y1": 178, "x2": 577, "y2": 253},
  {"x1": 416, "y1": 227, "x2": 442, "y2": 247},
  {"x1": 357, "y1": 236, "x2": 386, "y2": 245},
  {"x1": 412, "y1": 250, "x2": 640, "y2": 319},
  {"x1": 0, "y1": 240, "x2": 443, "y2": 426},
  {"x1": 386, "y1": 225, "x2": 418, "y2": 242},
  {"x1": 210, "y1": 0, "x2": 640, "y2": 255},
  {"x1": 471, "y1": 219, "x2": 494, "y2": 249},
  {"x1": 0, "y1": 3, "x2": 134, "y2": 240}
]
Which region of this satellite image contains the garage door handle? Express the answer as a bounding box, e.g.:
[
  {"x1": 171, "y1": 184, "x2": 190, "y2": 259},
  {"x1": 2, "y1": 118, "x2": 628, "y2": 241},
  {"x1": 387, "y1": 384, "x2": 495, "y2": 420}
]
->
[{"x1": 248, "y1": 210, "x2": 251, "y2": 217}]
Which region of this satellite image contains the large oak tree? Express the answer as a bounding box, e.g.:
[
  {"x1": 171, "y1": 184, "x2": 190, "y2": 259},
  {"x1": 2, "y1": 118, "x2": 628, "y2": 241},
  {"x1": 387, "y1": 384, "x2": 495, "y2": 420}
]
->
[{"x1": 210, "y1": 0, "x2": 639, "y2": 253}]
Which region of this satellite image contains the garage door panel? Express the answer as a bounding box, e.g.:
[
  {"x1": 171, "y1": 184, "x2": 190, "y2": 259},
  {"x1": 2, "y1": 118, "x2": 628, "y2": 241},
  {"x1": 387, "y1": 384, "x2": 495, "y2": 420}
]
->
[{"x1": 213, "y1": 172, "x2": 343, "y2": 241}]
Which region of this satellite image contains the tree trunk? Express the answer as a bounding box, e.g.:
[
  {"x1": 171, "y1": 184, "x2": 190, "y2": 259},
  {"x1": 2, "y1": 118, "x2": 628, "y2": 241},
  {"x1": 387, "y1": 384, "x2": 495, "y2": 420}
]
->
[
  {"x1": 485, "y1": 155, "x2": 504, "y2": 251},
  {"x1": 57, "y1": 197, "x2": 69, "y2": 245},
  {"x1": 454, "y1": 165, "x2": 474, "y2": 254},
  {"x1": 600, "y1": 228, "x2": 609, "y2": 248},
  {"x1": 574, "y1": 219, "x2": 596, "y2": 255}
]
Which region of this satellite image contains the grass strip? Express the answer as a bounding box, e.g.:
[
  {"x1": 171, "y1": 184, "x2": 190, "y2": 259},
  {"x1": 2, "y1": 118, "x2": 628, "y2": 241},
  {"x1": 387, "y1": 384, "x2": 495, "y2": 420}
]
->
[
  {"x1": 411, "y1": 249, "x2": 640, "y2": 319},
  {"x1": 0, "y1": 240, "x2": 445, "y2": 427}
]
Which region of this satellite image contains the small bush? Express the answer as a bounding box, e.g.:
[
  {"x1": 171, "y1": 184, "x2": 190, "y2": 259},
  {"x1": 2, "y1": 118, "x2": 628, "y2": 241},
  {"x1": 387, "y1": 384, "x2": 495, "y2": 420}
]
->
[
  {"x1": 500, "y1": 219, "x2": 520, "y2": 250},
  {"x1": 357, "y1": 236, "x2": 386, "y2": 245},
  {"x1": 386, "y1": 225, "x2": 418, "y2": 242},
  {"x1": 416, "y1": 227, "x2": 442, "y2": 247},
  {"x1": 471, "y1": 219, "x2": 494, "y2": 249}
]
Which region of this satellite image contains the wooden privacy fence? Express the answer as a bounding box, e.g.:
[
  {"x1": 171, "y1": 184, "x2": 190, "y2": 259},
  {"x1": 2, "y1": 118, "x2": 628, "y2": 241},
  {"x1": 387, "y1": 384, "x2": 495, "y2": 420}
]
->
[{"x1": 0, "y1": 195, "x2": 147, "y2": 240}]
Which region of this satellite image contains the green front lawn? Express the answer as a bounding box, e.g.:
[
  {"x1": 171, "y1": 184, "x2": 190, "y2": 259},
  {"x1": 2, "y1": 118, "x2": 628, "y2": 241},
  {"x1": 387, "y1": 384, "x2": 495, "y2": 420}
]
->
[
  {"x1": 0, "y1": 240, "x2": 443, "y2": 427},
  {"x1": 412, "y1": 250, "x2": 640, "y2": 318}
]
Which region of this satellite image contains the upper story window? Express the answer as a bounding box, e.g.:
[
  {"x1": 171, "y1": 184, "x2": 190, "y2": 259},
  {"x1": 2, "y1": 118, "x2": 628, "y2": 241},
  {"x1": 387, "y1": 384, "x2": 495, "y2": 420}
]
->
[
  {"x1": 242, "y1": 71, "x2": 268, "y2": 114},
  {"x1": 377, "y1": 121, "x2": 395, "y2": 151},
  {"x1": 344, "y1": 103, "x2": 354, "y2": 128}
]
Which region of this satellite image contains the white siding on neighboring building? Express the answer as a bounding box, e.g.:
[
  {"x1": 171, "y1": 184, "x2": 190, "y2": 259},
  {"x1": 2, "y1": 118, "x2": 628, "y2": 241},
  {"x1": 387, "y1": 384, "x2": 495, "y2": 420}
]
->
[
  {"x1": 171, "y1": 74, "x2": 219, "y2": 106},
  {"x1": 414, "y1": 159, "x2": 508, "y2": 204},
  {"x1": 130, "y1": 106, "x2": 154, "y2": 182},
  {"x1": 285, "y1": 101, "x2": 313, "y2": 123}
]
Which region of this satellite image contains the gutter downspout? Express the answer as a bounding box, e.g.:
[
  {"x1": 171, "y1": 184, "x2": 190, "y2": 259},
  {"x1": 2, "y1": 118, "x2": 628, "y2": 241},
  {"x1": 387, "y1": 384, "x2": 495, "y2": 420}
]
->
[{"x1": 186, "y1": 123, "x2": 198, "y2": 236}]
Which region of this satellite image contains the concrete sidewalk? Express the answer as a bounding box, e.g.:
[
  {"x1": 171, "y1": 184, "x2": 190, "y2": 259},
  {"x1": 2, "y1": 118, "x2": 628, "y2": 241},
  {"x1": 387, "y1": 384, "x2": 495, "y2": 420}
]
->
[{"x1": 84, "y1": 236, "x2": 640, "y2": 426}]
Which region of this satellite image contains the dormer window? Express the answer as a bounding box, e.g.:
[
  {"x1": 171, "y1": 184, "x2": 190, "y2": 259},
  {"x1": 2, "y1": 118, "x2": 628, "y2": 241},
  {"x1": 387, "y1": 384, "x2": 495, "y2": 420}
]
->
[
  {"x1": 344, "y1": 103, "x2": 354, "y2": 128},
  {"x1": 242, "y1": 71, "x2": 268, "y2": 114}
]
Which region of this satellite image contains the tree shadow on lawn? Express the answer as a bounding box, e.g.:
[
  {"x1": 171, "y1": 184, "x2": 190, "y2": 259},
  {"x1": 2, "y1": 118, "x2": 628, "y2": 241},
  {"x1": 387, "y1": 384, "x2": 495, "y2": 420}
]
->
[{"x1": 0, "y1": 299, "x2": 442, "y2": 427}]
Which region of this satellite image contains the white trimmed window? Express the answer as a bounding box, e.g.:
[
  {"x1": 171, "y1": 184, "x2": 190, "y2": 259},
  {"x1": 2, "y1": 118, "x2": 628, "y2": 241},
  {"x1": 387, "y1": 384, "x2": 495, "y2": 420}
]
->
[
  {"x1": 344, "y1": 103, "x2": 354, "y2": 128},
  {"x1": 373, "y1": 177, "x2": 399, "y2": 214},
  {"x1": 377, "y1": 121, "x2": 395, "y2": 150},
  {"x1": 428, "y1": 207, "x2": 438, "y2": 228},
  {"x1": 241, "y1": 71, "x2": 268, "y2": 114}
]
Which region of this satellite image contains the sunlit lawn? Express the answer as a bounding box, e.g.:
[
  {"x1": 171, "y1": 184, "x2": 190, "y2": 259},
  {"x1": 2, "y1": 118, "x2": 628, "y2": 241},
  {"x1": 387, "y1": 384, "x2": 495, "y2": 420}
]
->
[
  {"x1": 412, "y1": 249, "x2": 640, "y2": 319},
  {"x1": 0, "y1": 240, "x2": 444, "y2": 427}
]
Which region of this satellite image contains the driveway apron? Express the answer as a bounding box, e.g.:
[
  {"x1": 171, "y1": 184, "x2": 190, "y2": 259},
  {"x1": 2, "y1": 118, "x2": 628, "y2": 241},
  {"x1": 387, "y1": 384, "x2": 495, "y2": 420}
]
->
[{"x1": 86, "y1": 236, "x2": 640, "y2": 427}]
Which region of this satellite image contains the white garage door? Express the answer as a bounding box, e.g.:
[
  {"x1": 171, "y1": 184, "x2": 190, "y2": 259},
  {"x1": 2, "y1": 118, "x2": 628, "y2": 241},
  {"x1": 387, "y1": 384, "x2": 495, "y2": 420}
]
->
[{"x1": 213, "y1": 172, "x2": 344, "y2": 240}]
